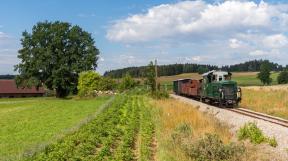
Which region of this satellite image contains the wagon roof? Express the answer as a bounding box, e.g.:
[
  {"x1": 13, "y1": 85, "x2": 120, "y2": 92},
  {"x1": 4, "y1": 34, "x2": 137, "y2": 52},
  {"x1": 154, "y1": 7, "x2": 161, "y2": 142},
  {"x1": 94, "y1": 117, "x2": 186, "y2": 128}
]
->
[{"x1": 0, "y1": 80, "x2": 45, "y2": 94}]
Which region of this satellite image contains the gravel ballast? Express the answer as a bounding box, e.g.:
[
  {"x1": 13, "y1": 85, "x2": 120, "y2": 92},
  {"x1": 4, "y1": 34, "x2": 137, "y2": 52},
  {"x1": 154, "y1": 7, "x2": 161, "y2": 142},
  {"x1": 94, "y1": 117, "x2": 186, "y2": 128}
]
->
[{"x1": 171, "y1": 94, "x2": 288, "y2": 159}]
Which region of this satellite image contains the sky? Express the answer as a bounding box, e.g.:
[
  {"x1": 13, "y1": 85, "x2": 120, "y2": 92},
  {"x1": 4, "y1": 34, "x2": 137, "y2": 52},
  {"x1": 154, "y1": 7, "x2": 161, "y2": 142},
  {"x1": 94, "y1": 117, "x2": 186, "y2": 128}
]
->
[{"x1": 0, "y1": 0, "x2": 288, "y2": 75}]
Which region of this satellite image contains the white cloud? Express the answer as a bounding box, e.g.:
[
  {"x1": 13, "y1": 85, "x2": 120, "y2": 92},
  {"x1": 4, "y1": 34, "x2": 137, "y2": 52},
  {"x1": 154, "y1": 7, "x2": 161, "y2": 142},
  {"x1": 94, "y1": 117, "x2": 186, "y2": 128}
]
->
[
  {"x1": 262, "y1": 34, "x2": 288, "y2": 48},
  {"x1": 0, "y1": 32, "x2": 8, "y2": 39},
  {"x1": 192, "y1": 56, "x2": 202, "y2": 62},
  {"x1": 249, "y1": 49, "x2": 280, "y2": 56},
  {"x1": 229, "y1": 38, "x2": 245, "y2": 48},
  {"x1": 106, "y1": 0, "x2": 285, "y2": 42}
]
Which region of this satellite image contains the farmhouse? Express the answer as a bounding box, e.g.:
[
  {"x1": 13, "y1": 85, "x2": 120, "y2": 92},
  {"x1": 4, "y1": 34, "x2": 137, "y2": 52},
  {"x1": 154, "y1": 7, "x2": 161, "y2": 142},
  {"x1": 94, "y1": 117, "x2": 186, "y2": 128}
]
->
[{"x1": 0, "y1": 80, "x2": 45, "y2": 98}]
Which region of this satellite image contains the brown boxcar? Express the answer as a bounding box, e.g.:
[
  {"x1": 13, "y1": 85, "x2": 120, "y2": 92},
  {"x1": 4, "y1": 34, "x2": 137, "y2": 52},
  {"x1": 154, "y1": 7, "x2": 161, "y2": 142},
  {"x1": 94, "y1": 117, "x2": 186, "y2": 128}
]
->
[{"x1": 179, "y1": 79, "x2": 201, "y2": 97}]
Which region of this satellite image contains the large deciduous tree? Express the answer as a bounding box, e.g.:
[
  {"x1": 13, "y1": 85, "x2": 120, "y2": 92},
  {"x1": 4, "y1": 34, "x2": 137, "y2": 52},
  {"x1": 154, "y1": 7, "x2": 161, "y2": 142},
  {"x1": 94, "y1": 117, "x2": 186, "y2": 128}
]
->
[
  {"x1": 15, "y1": 21, "x2": 99, "y2": 98},
  {"x1": 257, "y1": 60, "x2": 272, "y2": 85}
]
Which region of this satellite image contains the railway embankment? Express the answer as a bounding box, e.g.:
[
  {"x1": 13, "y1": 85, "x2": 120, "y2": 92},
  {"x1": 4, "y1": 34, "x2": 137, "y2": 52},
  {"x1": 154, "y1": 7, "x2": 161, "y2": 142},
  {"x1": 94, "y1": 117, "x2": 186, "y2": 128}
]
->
[{"x1": 171, "y1": 94, "x2": 288, "y2": 159}]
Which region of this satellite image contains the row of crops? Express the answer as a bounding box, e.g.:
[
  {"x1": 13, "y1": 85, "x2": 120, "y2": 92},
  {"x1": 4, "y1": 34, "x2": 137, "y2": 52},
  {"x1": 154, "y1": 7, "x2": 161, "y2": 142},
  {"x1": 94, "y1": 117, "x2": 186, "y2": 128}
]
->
[{"x1": 26, "y1": 95, "x2": 155, "y2": 161}]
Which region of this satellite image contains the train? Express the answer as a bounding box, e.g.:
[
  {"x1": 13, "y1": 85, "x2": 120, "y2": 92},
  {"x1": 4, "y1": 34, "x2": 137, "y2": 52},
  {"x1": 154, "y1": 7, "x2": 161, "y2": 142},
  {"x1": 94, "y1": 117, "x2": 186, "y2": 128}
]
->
[{"x1": 173, "y1": 70, "x2": 242, "y2": 107}]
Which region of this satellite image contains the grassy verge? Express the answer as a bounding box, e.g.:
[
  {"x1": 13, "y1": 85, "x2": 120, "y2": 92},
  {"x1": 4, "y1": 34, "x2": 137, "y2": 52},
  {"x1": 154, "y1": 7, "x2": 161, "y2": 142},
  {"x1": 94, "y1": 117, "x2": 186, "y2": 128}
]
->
[
  {"x1": 240, "y1": 88, "x2": 288, "y2": 119},
  {"x1": 0, "y1": 96, "x2": 110, "y2": 161},
  {"x1": 150, "y1": 98, "x2": 280, "y2": 161},
  {"x1": 150, "y1": 99, "x2": 234, "y2": 161}
]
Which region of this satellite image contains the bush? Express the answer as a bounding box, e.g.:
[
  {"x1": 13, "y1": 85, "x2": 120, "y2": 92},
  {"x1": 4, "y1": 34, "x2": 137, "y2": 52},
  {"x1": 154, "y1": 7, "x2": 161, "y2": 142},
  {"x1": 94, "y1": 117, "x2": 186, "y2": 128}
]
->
[
  {"x1": 237, "y1": 122, "x2": 277, "y2": 147},
  {"x1": 77, "y1": 71, "x2": 117, "y2": 97},
  {"x1": 277, "y1": 70, "x2": 288, "y2": 84},
  {"x1": 185, "y1": 134, "x2": 245, "y2": 161},
  {"x1": 118, "y1": 73, "x2": 137, "y2": 91},
  {"x1": 171, "y1": 123, "x2": 245, "y2": 161}
]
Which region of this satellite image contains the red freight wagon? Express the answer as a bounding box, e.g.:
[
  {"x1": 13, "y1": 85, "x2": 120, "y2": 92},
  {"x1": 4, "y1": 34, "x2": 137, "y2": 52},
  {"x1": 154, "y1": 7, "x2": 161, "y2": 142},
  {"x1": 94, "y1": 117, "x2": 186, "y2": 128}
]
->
[{"x1": 180, "y1": 79, "x2": 201, "y2": 97}]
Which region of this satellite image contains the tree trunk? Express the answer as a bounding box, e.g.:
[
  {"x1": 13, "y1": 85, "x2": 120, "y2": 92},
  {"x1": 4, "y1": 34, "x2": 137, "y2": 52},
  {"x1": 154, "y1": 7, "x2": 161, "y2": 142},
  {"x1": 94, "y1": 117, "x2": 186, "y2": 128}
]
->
[{"x1": 56, "y1": 86, "x2": 69, "y2": 98}]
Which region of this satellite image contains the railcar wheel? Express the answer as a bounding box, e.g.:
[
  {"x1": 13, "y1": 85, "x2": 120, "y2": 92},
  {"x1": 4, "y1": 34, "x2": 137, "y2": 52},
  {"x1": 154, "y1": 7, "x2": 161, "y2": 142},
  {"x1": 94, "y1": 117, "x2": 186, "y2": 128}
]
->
[{"x1": 219, "y1": 100, "x2": 224, "y2": 108}]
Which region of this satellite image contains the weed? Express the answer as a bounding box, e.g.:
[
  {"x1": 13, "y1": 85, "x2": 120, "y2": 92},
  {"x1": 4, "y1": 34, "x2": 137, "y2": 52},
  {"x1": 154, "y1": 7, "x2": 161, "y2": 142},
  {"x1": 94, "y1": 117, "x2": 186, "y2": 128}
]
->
[
  {"x1": 171, "y1": 122, "x2": 192, "y2": 144},
  {"x1": 237, "y1": 122, "x2": 277, "y2": 147},
  {"x1": 267, "y1": 137, "x2": 278, "y2": 147}
]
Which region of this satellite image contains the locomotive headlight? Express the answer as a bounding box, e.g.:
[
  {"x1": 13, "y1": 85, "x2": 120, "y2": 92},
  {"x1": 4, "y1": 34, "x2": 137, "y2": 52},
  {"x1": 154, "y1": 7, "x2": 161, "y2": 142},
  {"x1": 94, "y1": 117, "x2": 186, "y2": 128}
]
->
[
  {"x1": 219, "y1": 88, "x2": 223, "y2": 92},
  {"x1": 237, "y1": 87, "x2": 241, "y2": 92}
]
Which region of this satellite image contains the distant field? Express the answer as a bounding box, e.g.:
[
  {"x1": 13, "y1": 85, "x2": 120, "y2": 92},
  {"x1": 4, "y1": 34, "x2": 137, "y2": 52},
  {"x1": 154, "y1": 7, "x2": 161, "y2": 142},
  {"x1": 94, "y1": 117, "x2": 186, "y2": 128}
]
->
[
  {"x1": 241, "y1": 87, "x2": 288, "y2": 120},
  {"x1": 0, "y1": 96, "x2": 110, "y2": 161},
  {"x1": 159, "y1": 72, "x2": 280, "y2": 87}
]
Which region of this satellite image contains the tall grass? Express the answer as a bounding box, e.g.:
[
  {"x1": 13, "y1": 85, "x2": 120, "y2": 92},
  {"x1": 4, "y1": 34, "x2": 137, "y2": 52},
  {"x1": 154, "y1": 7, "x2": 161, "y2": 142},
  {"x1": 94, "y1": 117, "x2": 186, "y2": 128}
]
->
[
  {"x1": 241, "y1": 88, "x2": 288, "y2": 119},
  {"x1": 150, "y1": 99, "x2": 233, "y2": 161}
]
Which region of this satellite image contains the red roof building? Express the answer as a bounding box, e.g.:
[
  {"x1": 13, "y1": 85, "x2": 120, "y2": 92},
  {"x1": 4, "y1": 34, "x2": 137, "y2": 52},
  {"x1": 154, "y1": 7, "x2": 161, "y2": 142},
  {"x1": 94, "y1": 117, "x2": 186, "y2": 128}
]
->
[{"x1": 0, "y1": 80, "x2": 45, "y2": 98}]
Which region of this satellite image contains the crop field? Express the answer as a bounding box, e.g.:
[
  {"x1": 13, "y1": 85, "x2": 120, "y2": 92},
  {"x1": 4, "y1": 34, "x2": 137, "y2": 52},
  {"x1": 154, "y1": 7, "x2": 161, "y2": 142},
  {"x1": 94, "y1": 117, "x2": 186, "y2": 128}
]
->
[
  {"x1": 159, "y1": 72, "x2": 279, "y2": 87},
  {"x1": 25, "y1": 95, "x2": 155, "y2": 161},
  {"x1": 0, "y1": 96, "x2": 110, "y2": 161},
  {"x1": 241, "y1": 87, "x2": 288, "y2": 120}
]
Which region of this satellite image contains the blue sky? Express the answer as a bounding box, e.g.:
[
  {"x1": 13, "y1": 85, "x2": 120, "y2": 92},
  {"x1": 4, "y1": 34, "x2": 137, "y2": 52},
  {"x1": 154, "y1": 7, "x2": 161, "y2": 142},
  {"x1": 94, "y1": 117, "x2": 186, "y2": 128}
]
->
[{"x1": 0, "y1": 0, "x2": 288, "y2": 74}]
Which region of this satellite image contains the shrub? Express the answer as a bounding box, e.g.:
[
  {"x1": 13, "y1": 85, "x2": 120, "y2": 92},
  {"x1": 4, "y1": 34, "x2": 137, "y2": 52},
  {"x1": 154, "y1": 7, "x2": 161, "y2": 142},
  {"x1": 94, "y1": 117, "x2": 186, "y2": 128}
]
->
[
  {"x1": 185, "y1": 134, "x2": 245, "y2": 161},
  {"x1": 77, "y1": 71, "x2": 117, "y2": 97},
  {"x1": 171, "y1": 123, "x2": 245, "y2": 161},
  {"x1": 277, "y1": 70, "x2": 288, "y2": 84},
  {"x1": 237, "y1": 122, "x2": 277, "y2": 147},
  {"x1": 118, "y1": 73, "x2": 137, "y2": 91}
]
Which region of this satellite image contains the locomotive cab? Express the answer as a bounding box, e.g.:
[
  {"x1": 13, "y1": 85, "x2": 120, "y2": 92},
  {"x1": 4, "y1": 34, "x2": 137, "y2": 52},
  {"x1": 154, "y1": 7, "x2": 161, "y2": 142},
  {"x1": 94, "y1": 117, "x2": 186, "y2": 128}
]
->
[{"x1": 201, "y1": 70, "x2": 241, "y2": 107}]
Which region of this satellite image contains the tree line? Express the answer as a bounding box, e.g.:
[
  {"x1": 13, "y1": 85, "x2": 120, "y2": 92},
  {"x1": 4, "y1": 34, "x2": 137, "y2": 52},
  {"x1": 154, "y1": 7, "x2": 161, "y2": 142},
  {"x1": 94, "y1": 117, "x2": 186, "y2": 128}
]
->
[{"x1": 104, "y1": 60, "x2": 286, "y2": 78}]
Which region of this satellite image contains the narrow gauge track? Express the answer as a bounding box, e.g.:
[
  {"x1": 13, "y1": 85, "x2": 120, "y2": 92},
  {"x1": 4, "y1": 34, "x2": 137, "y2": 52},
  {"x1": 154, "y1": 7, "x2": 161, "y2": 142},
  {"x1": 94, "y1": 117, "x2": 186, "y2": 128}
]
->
[
  {"x1": 226, "y1": 107, "x2": 288, "y2": 128},
  {"x1": 172, "y1": 94, "x2": 288, "y2": 128}
]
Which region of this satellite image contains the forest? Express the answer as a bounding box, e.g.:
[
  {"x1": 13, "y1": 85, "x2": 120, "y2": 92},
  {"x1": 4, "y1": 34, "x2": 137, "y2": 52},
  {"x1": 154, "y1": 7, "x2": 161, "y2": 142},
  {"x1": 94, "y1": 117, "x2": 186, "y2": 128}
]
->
[{"x1": 104, "y1": 60, "x2": 286, "y2": 78}]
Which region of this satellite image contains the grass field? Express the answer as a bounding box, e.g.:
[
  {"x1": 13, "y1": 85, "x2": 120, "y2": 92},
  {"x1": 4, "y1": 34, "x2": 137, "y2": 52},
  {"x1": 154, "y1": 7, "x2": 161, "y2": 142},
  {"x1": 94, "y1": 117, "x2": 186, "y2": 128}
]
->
[
  {"x1": 0, "y1": 96, "x2": 110, "y2": 161},
  {"x1": 241, "y1": 87, "x2": 288, "y2": 120},
  {"x1": 158, "y1": 72, "x2": 279, "y2": 87}
]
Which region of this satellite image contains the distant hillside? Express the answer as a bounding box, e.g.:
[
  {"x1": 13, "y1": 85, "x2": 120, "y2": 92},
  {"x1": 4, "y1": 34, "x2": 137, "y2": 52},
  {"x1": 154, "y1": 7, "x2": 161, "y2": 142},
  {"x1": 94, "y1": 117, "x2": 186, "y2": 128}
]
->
[
  {"x1": 104, "y1": 60, "x2": 286, "y2": 78},
  {"x1": 0, "y1": 75, "x2": 15, "y2": 79}
]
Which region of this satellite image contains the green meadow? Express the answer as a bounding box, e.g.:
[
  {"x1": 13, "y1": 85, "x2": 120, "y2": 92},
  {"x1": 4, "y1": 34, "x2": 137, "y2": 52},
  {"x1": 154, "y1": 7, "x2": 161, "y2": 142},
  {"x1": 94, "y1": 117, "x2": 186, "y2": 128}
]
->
[{"x1": 0, "y1": 96, "x2": 110, "y2": 161}]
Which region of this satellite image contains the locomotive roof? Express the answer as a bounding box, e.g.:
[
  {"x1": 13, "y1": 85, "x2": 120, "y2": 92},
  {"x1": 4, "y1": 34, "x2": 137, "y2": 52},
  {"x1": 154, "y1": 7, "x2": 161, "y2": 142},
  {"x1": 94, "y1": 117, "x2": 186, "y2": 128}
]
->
[{"x1": 202, "y1": 70, "x2": 229, "y2": 76}]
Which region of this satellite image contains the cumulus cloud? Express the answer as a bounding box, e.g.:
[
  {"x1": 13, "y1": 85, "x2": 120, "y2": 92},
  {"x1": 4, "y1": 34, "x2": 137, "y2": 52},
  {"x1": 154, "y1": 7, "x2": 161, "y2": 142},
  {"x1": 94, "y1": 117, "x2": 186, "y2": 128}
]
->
[
  {"x1": 229, "y1": 38, "x2": 245, "y2": 48},
  {"x1": 262, "y1": 34, "x2": 288, "y2": 48},
  {"x1": 106, "y1": 0, "x2": 286, "y2": 42}
]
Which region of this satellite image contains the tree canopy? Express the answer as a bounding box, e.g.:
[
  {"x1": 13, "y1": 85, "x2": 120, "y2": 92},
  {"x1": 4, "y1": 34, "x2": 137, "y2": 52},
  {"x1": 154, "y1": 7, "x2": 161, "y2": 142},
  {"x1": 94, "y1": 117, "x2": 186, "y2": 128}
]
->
[
  {"x1": 257, "y1": 60, "x2": 272, "y2": 85},
  {"x1": 277, "y1": 70, "x2": 288, "y2": 84},
  {"x1": 15, "y1": 21, "x2": 99, "y2": 97}
]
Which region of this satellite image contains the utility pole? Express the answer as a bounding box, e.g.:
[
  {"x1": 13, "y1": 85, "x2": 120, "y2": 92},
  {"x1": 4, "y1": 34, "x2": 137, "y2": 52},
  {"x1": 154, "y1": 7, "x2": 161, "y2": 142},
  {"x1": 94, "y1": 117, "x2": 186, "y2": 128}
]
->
[{"x1": 155, "y1": 59, "x2": 158, "y2": 92}]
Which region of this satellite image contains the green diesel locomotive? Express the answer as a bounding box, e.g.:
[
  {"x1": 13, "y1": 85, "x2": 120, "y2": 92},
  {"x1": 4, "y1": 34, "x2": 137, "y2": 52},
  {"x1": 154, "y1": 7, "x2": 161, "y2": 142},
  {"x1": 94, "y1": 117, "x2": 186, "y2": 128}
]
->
[{"x1": 173, "y1": 70, "x2": 242, "y2": 107}]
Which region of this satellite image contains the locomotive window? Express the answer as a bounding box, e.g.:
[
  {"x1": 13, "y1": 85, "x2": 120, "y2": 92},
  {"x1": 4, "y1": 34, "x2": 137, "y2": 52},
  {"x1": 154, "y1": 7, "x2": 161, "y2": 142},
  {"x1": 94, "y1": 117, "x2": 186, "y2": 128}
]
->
[
  {"x1": 219, "y1": 76, "x2": 222, "y2": 81},
  {"x1": 212, "y1": 75, "x2": 216, "y2": 82},
  {"x1": 224, "y1": 75, "x2": 231, "y2": 80}
]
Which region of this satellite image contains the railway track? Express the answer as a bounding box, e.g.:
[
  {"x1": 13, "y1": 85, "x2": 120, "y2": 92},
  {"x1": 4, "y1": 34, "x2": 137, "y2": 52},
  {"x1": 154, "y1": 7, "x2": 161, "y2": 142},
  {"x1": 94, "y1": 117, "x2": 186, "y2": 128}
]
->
[
  {"x1": 226, "y1": 107, "x2": 288, "y2": 128},
  {"x1": 172, "y1": 94, "x2": 288, "y2": 128}
]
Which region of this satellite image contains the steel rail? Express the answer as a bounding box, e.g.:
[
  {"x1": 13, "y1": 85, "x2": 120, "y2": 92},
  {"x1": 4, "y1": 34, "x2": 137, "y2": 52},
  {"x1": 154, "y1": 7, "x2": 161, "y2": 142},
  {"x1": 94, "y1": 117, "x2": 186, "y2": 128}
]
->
[{"x1": 226, "y1": 108, "x2": 288, "y2": 128}]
